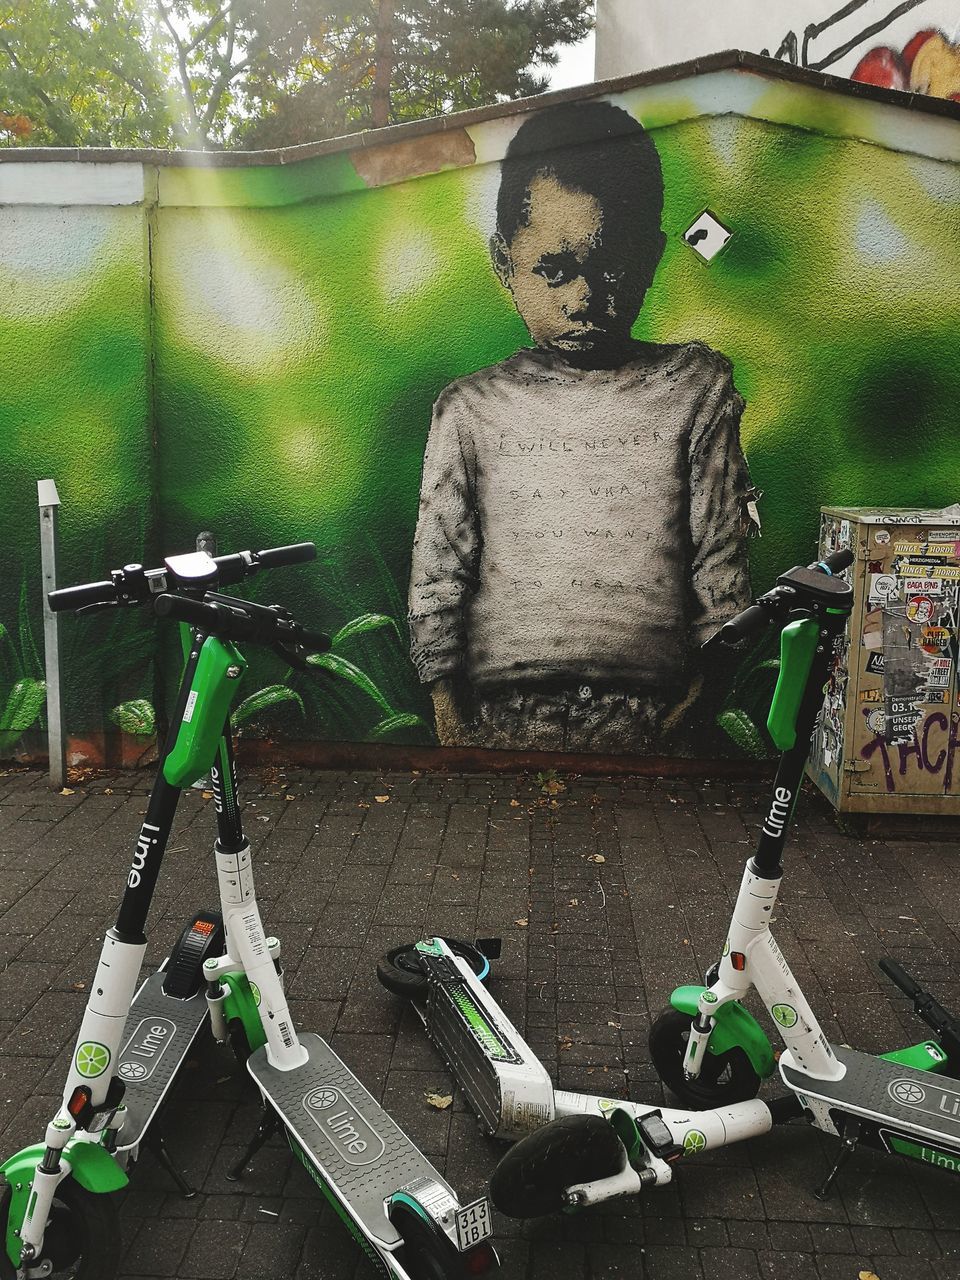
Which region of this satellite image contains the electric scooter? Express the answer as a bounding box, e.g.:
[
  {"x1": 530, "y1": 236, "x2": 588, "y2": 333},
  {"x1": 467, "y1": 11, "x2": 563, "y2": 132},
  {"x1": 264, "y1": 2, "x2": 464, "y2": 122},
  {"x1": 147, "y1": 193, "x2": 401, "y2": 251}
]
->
[
  {"x1": 377, "y1": 549, "x2": 960, "y2": 1217},
  {"x1": 0, "y1": 543, "x2": 498, "y2": 1278}
]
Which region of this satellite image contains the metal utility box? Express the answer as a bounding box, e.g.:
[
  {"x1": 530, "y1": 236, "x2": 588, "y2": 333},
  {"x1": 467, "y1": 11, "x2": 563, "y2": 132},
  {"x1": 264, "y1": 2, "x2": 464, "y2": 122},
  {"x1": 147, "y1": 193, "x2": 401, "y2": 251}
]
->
[{"x1": 808, "y1": 506, "x2": 960, "y2": 815}]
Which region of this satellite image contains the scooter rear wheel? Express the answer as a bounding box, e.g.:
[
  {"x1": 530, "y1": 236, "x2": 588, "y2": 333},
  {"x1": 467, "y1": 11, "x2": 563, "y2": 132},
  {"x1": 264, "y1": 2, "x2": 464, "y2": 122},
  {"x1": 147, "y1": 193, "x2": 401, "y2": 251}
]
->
[
  {"x1": 489, "y1": 1114, "x2": 625, "y2": 1219},
  {"x1": 390, "y1": 1200, "x2": 471, "y2": 1279},
  {"x1": 648, "y1": 1006, "x2": 761, "y2": 1108},
  {"x1": 376, "y1": 939, "x2": 489, "y2": 1001},
  {"x1": 0, "y1": 1173, "x2": 122, "y2": 1279}
]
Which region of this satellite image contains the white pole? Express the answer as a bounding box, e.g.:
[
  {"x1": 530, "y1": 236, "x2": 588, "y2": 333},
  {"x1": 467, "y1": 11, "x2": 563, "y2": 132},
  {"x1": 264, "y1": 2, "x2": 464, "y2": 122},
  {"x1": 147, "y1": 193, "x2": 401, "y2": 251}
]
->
[{"x1": 37, "y1": 479, "x2": 65, "y2": 790}]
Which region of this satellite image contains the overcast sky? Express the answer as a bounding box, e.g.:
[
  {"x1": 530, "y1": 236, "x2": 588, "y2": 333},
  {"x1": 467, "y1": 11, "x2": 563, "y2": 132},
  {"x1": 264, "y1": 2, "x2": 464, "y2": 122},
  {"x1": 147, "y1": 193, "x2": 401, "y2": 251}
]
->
[{"x1": 546, "y1": 29, "x2": 596, "y2": 90}]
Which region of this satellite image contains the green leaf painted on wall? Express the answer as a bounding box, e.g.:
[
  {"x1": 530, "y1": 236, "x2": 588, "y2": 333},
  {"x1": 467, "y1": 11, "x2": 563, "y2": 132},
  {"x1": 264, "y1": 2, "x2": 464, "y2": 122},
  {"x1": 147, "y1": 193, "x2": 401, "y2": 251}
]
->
[
  {"x1": 0, "y1": 677, "x2": 46, "y2": 749},
  {"x1": 233, "y1": 684, "x2": 305, "y2": 725},
  {"x1": 716, "y1": 708, "x2": 766, "y2": 759},
  {"x1": 331, "y1": 613, "x2": 402, "y2": 648},
  {"x1": 108, "y1": 699, "x2": 156, "y2": 736},
  {"x1": 307, "y1": 652, "x2": 394, "y2": 715},
  {"x1": 368, "y1": 712, "x2": 427, "y2": 740}
]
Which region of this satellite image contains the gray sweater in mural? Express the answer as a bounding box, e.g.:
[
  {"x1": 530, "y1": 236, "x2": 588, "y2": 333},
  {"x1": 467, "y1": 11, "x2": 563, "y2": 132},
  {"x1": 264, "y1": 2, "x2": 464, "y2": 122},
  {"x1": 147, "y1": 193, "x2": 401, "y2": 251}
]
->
[{"x1": 409, "y1": 341, "x2": 752, "y2": 692}]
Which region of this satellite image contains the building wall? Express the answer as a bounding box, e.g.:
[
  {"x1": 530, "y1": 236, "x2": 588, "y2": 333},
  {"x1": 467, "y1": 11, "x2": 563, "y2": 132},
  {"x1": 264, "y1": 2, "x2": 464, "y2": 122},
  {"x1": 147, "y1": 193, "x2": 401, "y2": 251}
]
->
[
  {"x1": 0, "y1": 166, "x2": 155, "y2": 754},
  {"x1": 597, "y1": 1, "x2": 960, "y2": 98},
  {"x1": 1, "y1": 71, "x2": 959, "y2": 760}
]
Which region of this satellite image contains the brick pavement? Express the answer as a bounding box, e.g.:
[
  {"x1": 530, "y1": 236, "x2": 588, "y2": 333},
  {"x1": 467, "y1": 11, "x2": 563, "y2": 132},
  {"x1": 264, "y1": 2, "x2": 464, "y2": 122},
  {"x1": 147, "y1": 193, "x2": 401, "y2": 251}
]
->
[{"x1": 0, "y1": 764, "x2": 958, "y2": 1279}]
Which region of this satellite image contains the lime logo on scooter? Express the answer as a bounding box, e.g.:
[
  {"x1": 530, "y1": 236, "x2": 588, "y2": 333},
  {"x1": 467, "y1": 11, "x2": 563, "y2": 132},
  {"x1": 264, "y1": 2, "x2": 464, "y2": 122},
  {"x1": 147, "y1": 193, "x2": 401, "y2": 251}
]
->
[
  {"x1": 761, "y1": 786, "x2": 792, "y2": 839},
  {"x1": 75, "y1": 1041, "x2": 111, "y2": 1078},
  {"x1": 886, "y1": 1076, "x2": 960, "y2": 1122},
  {"x1": 128, "y1": 820, "x2": 161, "y2": 889},
  {"x1": 772, "y1": 1004, "x2": 798, "y2": 1028},
  {"x1": 118, "y1": 1017, "x2": 177, "y2": 1082},
  {"x1": 249, "y1": 982, "x2": 261, "y2": 1007},
  {"x1": 683, "y1": 1130, "x2": 707, "y2": 1155},
  {"x1": 302, "y1": 1085, "x2": 386, "y2": 1167}
]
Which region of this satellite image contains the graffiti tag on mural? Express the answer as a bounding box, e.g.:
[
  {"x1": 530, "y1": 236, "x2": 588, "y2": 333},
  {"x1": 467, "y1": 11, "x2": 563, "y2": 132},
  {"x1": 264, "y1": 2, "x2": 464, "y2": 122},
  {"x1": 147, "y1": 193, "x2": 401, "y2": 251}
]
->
[
  {"x1": 762, "y1": 0, "x2": 960, "y2": 102},
  {"x1": 860, "y1": 706, "x2": 960, "y2": 792}
]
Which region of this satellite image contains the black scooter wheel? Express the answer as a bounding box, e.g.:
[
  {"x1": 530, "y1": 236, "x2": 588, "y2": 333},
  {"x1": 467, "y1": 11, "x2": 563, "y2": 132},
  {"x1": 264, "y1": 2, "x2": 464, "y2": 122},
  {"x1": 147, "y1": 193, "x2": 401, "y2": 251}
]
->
[
  {"x1": 377, "y1": 939, "x2": 489, "y2": 1001},
  {"x1": 648, "y1": 1006, "x2": 761, "y2": 1109},
  {"x1": 2, "y1": 1173, "x2": 123, "y2": 1279},
  {"x1": 490, "y1": 1114, "x2": 625, "y2": 1219},
  {"x1": 391, "y1": 1200, "x2": 472, "y2": 1279}
]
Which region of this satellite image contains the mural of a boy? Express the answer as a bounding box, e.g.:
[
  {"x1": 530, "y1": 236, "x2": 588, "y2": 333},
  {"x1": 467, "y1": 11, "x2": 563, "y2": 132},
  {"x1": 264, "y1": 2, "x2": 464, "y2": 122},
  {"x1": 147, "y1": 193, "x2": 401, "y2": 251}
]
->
[{"x1": 409, "y1": 99, "x2": 754, "y2": 753}]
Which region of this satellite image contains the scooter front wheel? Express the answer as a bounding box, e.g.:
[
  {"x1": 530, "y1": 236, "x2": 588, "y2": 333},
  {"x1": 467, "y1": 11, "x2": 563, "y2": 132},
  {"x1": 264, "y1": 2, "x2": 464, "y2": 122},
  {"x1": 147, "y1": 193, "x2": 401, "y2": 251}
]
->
[
  {"x1": 1, "y1": 1172, "x2": 122, "y2": 1279},
  {"x1": 377, "y1": 939, "x2": 490, "y2": 1001},
  {"x1": 489, "y1": 1114, "x2": 625, "y2": 1219},
  {"x1": 648, "y1": 1007, "x2": 761, "y2": 1109}
]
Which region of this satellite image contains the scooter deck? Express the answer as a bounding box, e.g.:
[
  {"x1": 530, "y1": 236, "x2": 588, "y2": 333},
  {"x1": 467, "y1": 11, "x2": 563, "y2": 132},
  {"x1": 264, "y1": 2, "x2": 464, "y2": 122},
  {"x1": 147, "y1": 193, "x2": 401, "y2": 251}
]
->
[
  {"x1": 115, "y1": 970, "x2": 209, "y2": 1152},
  {"x1": 782, "y1": 1043, "x2": 960, "y2": 1151},
  {"x1": 417, "y1": 944, "x2": 554, "y2": 1139},
  {"x1": 248, "y1": 1032, "x2": 451, "y2": 1251}
]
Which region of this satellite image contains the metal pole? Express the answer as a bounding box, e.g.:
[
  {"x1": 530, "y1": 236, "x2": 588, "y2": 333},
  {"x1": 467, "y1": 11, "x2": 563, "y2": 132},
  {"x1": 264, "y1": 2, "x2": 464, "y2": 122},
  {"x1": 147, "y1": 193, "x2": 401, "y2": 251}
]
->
[
  {"x1": 191, "y1": 531, "x2": 216, "y2": 790},
  {"x1": 38, "y1": 479, "x2": 65, "y2": 789}
]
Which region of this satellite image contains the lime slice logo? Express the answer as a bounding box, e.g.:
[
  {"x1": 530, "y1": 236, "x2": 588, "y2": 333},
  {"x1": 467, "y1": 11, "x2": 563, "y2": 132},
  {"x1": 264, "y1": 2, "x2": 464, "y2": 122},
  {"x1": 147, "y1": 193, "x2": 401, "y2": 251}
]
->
[
  {"x1": 772, "y1": 1003, "x2": 798, "y2": 1029},
  {"x1": 683, "y1": 1129, "x2": 707, "y2": 1154},
  {"x1": 722, "y1": 939, "x2": 730, "y2": 957},
  {"x1": 75, "y1": 1042, "x2": 110, "y2": 1078},
  {"x1": 702, "y1": 991, "x2": 718, "y2": 1004},
  {"x1": 249, "y1": 981, "x2": 261, "y2": 1007}
]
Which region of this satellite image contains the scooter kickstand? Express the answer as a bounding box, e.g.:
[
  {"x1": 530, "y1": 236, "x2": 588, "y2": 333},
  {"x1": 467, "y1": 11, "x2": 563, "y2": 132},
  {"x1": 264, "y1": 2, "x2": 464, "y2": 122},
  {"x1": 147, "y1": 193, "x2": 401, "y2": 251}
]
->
[
  {"x1": 814, "y1": 1117, "x2": 861, "y2": 1201},
  {"x1": 227, "y1": 1105, "x2": 279, "y2": 1182},
  {"x1": 145, "y1": 1127, "x2": 196, "y2": 1199}
]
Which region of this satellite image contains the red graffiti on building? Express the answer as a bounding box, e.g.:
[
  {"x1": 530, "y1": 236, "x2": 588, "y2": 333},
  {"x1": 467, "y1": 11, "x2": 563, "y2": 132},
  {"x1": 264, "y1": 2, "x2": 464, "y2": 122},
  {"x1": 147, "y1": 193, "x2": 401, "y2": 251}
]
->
[
  {"x1": 860, "y1": 707, "x2": 960, "y2": 792},
  {"x1": 852, "y1": 29, "x2": 960, "y2": 100}
]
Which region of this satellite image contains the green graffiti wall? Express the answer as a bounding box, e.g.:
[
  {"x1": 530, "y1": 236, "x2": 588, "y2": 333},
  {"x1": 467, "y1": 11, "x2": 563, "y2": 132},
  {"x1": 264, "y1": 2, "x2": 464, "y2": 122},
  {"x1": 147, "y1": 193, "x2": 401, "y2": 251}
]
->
[
  {"x1": 0, "y1": 192, "x2": 156, "y2": 756},
  {"x1": 1, "y1": 61, "x2": 959, "y2": 760}
]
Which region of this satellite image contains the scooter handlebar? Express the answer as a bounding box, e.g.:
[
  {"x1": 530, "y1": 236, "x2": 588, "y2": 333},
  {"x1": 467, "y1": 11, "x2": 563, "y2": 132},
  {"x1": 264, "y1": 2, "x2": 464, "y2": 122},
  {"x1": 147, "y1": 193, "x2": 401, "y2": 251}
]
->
[
  {"x1": 48, "y1": 542, "x2": 318, "y2": 613},
  {"x1": 708, "y1": 548, "x2": 855, "y2": 647}
]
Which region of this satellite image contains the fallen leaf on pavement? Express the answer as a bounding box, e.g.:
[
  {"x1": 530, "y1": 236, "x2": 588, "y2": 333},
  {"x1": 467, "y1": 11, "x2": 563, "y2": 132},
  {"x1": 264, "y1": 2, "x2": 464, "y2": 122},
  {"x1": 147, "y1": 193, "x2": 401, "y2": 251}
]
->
[{"x1": 425, "y1": 1092, "x2": 453, "y2": 1110}]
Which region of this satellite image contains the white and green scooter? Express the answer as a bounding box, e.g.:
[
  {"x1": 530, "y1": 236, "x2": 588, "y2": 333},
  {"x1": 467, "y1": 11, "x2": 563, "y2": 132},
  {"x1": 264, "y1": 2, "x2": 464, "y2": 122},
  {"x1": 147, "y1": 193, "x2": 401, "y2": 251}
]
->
[
  {"x1": 1, "y1": 544, "x2": 498, "y2": 1279},
  {"x1": 379, "y1": 550, "x2": 960, "y2": 1217}
]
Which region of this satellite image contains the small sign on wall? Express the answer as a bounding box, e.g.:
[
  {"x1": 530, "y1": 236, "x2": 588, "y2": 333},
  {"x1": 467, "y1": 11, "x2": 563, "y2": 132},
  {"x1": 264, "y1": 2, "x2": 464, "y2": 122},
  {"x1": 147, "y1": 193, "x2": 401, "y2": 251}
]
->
[{"x1": 683, "y1": 210, "x2": 733, "y2": 262}]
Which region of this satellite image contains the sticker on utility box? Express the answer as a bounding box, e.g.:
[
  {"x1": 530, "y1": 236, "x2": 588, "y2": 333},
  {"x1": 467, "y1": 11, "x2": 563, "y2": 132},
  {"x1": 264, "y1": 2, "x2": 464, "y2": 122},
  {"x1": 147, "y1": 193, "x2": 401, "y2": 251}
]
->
[{"x1": 683, "y1": 210, "x2": 732, "y2": 262}]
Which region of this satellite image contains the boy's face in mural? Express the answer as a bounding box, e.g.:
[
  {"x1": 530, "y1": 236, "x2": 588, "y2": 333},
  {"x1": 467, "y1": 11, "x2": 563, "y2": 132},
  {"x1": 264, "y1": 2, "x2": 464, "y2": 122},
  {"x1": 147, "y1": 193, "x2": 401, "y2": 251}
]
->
[{"x1": 492, "y1": 170, "x2": 665, "y2": 369}]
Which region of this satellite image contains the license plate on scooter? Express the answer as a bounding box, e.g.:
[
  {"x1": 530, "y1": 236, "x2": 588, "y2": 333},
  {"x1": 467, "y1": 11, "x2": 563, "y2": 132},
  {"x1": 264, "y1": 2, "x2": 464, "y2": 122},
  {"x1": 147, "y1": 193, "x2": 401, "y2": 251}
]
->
[{"x1": 455, "y1": 1197, "x2": 492, "y2": 1250}]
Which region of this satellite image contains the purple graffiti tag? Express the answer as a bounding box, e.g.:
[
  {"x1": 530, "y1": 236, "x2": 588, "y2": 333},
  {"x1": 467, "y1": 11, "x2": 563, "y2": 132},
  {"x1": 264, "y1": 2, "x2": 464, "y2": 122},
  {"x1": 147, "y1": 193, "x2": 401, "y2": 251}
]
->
[
  {"x1": 921, "y1": 712, "x2": 949, "y2": 776},
  {"x1": 860, "y1": 708, "x2": 895, "y2": 791},
  {"x1": 860, "y1": 707, "x2": 960, "y2": 793}
]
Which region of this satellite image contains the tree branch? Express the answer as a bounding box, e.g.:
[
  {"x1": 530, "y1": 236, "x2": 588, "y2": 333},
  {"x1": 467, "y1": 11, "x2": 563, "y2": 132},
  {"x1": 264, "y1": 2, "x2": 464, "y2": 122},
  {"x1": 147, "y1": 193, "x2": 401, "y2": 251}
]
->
[
  {"x1": 154, "y1": 0, "x2": 202, "y2": 135},
  {"x1": 187, "y1": 5, "x2": 230, "y2": 55}
]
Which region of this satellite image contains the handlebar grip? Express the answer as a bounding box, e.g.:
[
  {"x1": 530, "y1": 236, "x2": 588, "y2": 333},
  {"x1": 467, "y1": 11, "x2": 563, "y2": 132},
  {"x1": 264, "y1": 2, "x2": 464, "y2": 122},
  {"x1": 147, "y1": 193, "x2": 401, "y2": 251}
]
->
[
  {"x1": 153, "y1": 593, "x2": 226, "y2": 632},
  {"x1": 48, "y1": 580, "x2": 117, "y2": 612},
  {"x1": 879, "y1": 956, "x2": 923, "y2": 999},
  {"x1": 815, "y1": 549, "x2": 854, "y2": 575},
  {"x1": 256, "y1": 543, "x2": 317, "y2": 569},
  {"x1": 716, "y1": 603, "x2": 770, "y2": 645},
  {"x1": 299, "y1": 627, "x2": 332, "y2": 654}
]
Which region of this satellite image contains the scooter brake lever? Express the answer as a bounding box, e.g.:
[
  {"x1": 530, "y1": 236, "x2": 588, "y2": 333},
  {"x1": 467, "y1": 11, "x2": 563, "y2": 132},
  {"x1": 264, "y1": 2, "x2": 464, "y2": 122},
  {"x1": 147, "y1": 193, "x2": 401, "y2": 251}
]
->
[
  {"x1": 272, "y1": 641, "x2": 312, "y2": 672},
  {"x1": 75, "y1": 601, "x2": 122, "y2": 617}
]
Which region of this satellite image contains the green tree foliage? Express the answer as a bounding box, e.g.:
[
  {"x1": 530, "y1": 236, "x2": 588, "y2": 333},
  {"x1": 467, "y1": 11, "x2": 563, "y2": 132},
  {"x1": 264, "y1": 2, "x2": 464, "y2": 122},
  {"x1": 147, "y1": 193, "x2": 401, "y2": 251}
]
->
[
  {"x1": 0, "y1": 0, "x2": 593, "y2": 149},
  {"x1": 0, "y1": 0, "x2": 176, "y2": 146}
]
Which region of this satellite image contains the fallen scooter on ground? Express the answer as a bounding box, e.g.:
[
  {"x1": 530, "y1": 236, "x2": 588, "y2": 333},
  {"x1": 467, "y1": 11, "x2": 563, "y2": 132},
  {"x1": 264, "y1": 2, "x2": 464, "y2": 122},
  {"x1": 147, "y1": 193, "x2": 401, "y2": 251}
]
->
[
  {"x1": 378, "y1": 549, "x2": 960, "y2": 1218},
  {"x1": 1, "y1": 542, "x2": 498, "y2": 1279}
]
